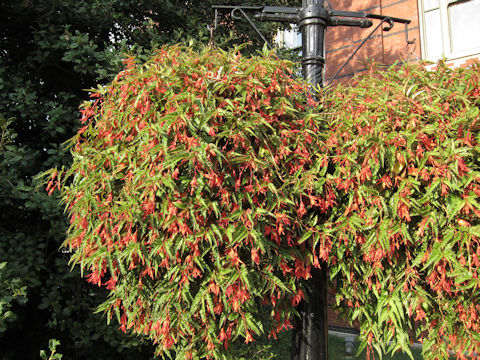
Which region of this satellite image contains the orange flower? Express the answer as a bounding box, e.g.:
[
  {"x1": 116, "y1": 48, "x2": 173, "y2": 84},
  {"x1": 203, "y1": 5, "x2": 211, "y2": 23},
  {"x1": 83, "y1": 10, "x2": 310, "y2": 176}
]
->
[
  {"x1": 251, "y1": 248, "x2": 260, "y2": 265},
  {"x1": 244, "y1": 331, "x2": 254, "y2": 344}
]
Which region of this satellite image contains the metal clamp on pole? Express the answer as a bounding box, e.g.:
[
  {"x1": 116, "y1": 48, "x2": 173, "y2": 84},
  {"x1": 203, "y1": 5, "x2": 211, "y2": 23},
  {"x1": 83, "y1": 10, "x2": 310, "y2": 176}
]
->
[{"x1": 297, "y1": 3, "x2": 329, "y2": 87}]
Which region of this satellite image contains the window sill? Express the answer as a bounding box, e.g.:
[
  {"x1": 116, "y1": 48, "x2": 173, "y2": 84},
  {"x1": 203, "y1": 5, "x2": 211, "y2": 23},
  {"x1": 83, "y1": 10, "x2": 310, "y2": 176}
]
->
[{"x1": 424, "y1": 48, "x2": 480, "y2": 64}]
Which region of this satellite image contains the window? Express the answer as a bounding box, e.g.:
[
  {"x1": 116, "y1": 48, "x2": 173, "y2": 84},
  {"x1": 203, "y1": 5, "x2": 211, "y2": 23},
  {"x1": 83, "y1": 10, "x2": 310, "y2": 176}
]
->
[
  {"x1": 418, "y1": 0, "x2": 480, "y2": 60},
  {"x1": 276, "y1": 25, "x2": 302, "y2": 50}
]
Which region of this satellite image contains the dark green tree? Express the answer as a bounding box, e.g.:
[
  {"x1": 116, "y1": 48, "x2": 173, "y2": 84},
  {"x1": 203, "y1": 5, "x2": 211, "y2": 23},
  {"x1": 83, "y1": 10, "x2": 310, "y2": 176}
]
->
[{"x1": 0, "y1": 1, "x2": 297, "y2": 359}]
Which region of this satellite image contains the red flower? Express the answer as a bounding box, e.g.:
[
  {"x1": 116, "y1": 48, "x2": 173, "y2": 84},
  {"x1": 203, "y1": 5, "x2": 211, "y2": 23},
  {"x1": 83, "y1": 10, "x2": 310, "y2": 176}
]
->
[
  {"x1": 377, "y1": 174, "x2": 392, "y2": 189},
  {"x1": 244, "y1": 331, "x2": 254, "y2": 344},
  {"x1": 297, "y1": 201, "x2": 306, "y2": 218},
  {"x1": 251, "y1": 248, "x2": 260, "y2": 265},
  {"x1": 397, "y1": 202, "x2": 411, "y2": 222},
  {"x1": 227, "y1": 248, "x2": 240, "y2": 265},
  {"x1": 291, "y1": 289, "x2": 305, "y2": 306}
]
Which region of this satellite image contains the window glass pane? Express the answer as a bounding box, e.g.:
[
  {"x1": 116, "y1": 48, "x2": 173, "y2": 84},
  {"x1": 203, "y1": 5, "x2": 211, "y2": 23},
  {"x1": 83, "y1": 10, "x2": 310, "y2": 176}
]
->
[
  {"x1": 424, "y1": 0, "x2": 439, "y2": 11},
  {"x1": 277, "y1": 26, "x2": 301, "y2": 49},
  {"x1": 449, "y1": 0, "x2": 480, "y2": 53},
  {"x1": 424, "y1": 9, "x2": 444, "y2": 58}
]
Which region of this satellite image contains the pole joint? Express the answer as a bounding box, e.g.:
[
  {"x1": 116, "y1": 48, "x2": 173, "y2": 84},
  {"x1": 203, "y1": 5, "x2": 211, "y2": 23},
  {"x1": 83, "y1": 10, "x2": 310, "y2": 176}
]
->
[{"x1": 298, "y1": 4, "x2": 329, "y2": 28}]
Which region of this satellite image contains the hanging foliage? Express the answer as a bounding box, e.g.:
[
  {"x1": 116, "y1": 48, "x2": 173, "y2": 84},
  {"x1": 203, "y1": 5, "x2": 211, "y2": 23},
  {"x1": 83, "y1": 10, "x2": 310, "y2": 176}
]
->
[
  {"x1": 319, "y1": 61, "x2": 480, "y2": 359},
  {"x1": 43, "y1": 45, "x2": 328, "y2": 359},
  {"x1": 43, "y1": 43, "x2": 480, "y2": 360}
]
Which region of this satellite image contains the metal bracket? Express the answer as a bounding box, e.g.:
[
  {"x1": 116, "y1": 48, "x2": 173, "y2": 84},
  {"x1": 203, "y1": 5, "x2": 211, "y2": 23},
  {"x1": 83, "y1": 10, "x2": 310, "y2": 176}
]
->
[
  {"x1": 211, "y1": 5, "x2": 412, "y2": 44},
  {"x1": 211, "y1": 5, "x2": 275, "y2": 49},
  {"x1": 211, "y1": 4, "x2": 414, "y2": 83},
  {"x1": 207, "y1": 7, "x2": 218, "y2": 31},
  {"x1": 207, "y1": 8, "x2": 219, "y2": 45},
  {"x1": 326, "y1": 13, "x2": 414, "y2": 83},
  {"x1": 327, "y1": 17, "x2": 394, "y2": 85},
  {"x1": 232, "y1": 7, "x2": 274, "y2": 49}
]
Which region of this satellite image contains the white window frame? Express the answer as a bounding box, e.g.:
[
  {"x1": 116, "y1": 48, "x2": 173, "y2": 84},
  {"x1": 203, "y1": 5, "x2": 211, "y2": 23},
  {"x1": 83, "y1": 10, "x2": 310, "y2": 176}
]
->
[{"x1": 418, "y1": 0, "x2": 480, "y2": 61}]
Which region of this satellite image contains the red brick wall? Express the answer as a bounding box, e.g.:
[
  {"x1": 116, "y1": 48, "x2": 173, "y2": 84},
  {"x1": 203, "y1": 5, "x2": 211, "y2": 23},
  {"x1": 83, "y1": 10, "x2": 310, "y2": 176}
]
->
[
  {"x1": 324, "y1": 0, "x2": 421, "y2": 84},
  {"x1": 323, "y1": 1, "x2": 421, "y2": 329},
  {"x1": 322, "y1": 0, "x2": 480, "y2": 331},
  {"x1": 327, "y1": 283, "x2": 359, "y2": 330}
]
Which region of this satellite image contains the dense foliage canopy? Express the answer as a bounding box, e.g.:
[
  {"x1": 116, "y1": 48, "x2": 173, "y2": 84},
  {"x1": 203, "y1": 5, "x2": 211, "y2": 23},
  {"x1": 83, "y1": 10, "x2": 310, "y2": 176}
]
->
[
  {"x1": 46, "y1": 42, "x2": 480, "y2": 360},
  {"x1": 322, "y1": 61, "x2": 480, "y2": 359},
  {"x1": 46, "y1": 45, "x2": 324, "y2": 359},
  {"x1": 4, "y1": 0, "x2": 480, "y2": 358},
  {"x1": 0, "y1": 1, "x2": 296, "y2": 359}
]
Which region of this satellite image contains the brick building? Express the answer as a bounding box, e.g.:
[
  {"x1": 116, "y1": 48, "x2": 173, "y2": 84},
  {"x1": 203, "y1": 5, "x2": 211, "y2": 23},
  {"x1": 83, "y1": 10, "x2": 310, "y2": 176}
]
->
[
  {"x1": 326, "y1": 0, "x2": 480, "y2": 331},
  {"x1": 325, "y1": 0, "x2": 480, "y2": 84},
  {"x1": 277, "y1": 0, "x2": 480, "y2": 84},
  {"x1": 276, "y1": 0, "x2": 480, "y2": 332}
]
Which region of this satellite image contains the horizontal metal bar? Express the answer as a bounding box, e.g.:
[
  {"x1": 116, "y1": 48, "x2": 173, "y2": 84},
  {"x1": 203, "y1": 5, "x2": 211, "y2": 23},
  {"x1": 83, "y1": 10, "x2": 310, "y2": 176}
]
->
[
  {"x1": 328, "y1": 10, "x2": 367, "y2": 18},
  {"x1": 261, "y1": 6, "x2": 301, "y2": 14},
  {"x1": 211, "y1": 4, "x2": 411, "y2": 26},
  {"x1": 366, "y1": 13, "x2": 411, "y2": 24},
  {"x1": 254, "y1": 13, "x2": 299, "y2": 23},
  {"x1": 327, "y1": 9, "x2": 411, "y2": 24},
  {"x1": 212, "y1": 5, "x2": 263, "y2": 10},
  {"x1": 329, "y1": 17, "x2": 373, "y2": 28}
]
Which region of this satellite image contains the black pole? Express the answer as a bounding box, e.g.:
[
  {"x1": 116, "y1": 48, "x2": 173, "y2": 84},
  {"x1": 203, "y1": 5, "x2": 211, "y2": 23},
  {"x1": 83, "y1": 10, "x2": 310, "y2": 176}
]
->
[
  {"x1": 291, "y1": 2, "x2": 329, "y2": 360},
  {"x1": 211, "y1": 4, "x2": 411, "y2": 360},
  {"x1": 299, "y1": 0, "x2": 326, "y2": 87},
  {"x1": 291, "y1": 267, "x2": 328, "y2": 360}
]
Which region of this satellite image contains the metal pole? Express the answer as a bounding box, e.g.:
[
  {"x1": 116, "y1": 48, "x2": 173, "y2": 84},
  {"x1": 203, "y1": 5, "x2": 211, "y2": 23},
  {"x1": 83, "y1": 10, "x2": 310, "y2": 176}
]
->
[
  {"x1": 299, "y1": 0, "x2": 326, "y2": 87},
  {"x1": 292, "y1": 267, "x2": 328, "y2": 360},
  {"x1": 292, "y1": 1, "x2": 329, "y2": 359},
  {"x1": 211, "y1": 4, "x2": 410, "y2": 360}
]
